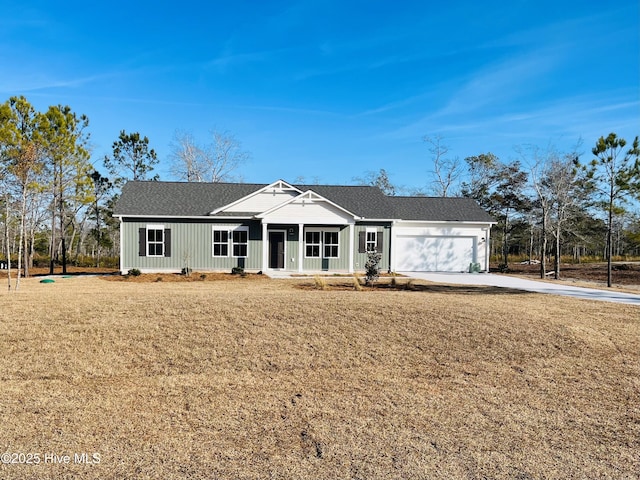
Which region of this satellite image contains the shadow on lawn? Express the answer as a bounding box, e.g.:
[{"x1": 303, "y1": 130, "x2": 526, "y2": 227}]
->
[{"x1": 297, "y1": 282, "x2": 529, "y2": 295}]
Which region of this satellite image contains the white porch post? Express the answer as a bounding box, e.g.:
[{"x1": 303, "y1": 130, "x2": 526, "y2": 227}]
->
[
  {"x1": 262, "y1": 221, "x2": 268, "y2": 272},
  {"x1": 348, "y1": 223, "x2": 355, "y2": 273},
  {"x1": 119, "y1": 217, "x2": 124, "y2": 274},
  {"x1": 298, "y1": 223, "x2": 304, "y2": 273},
  {"x1": 484, "y1": 227, "x2": 491, "y2": 272}
]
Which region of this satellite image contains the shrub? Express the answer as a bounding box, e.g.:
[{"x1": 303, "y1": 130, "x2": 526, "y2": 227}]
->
[
  {"x1": 231, "y1": 267, "x2": 244, "y2": 275},
  {"x1": 314, "y1": 276, "x2": 328, "y2": 290},
  {"x1": 199, "y1": 274, "x2": 207, "y2": 280},
  {"x1": 127, "y1": 268, "x2": 141, "y2": 277},
  {"x1": 364, "y1": 251, "x2": 382, "y2": 285},
  {"x1": 497, "y1": 263, "x2": 509, "y2": 273},
  {"x1": 352, "y1": 275, "x2": 363, "y2": 291},
  {"x1": 181, "y1": 267, "x2": 192, "y2": 276}
]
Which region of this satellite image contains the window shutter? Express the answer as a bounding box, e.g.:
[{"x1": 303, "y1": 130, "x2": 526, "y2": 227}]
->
[
  {"x1": 376, "y1": 231, "x2": 383, "y2": 252},
  {"x1": 138, "y1": 228, "x2": 146, "y2": 256},
  {"x1": 358, "y1": 231, "x2": 366, "y2": 253},
  {"x1": 164, "y1": 229, "x2": 172, "y2": 257}
]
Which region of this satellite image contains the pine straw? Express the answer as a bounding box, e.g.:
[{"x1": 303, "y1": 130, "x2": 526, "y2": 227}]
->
[{"x1": 0, "y1": 277, "x2": 638, "y2": 479}]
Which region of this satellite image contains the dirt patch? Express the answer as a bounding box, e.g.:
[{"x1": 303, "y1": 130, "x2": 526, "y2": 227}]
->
[
  {"x1": 102, "y1": 272, "x2": 268, "y2": 283},
  {"x1": 496, "y1": 262, "x2": 640, "y2": 287}
]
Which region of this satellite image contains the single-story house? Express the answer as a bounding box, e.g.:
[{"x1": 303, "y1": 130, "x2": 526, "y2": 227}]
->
[{"x1": 113, "y1": 179, "x2": 495, "y2": 275}]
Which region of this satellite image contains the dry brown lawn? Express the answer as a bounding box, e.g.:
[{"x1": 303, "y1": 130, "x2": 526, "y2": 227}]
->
[{"x1": 0, "y1": 276, "x2": 638, "y2": 479}]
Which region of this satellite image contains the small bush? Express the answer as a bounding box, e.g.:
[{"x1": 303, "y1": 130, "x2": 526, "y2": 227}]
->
[
  {"x1": 352, "y1": 275, "x2": 363, "y2": 291},
  {"x1": 365, "y1": 251, "x2": 382, "y2": 285},
  {"x1": 127, "y1": 268, "x2": 141, "y2": 277},
  {"x1": 497, "y1": 263, "x2": 509, "y2": 273},
  {"x1": 314, "y1": 276, "x2": 328, "y2": 290},
  {"x1": 199, "y1": 274, "x2": 207, "y2": 280},
  {"x1": 231, "y1": 267, "x2": 245, "y2": 275},
  {"x1": 404, "y1": 279, "x2": 416, "y2": 291},
  {"x1": 181, "y1": 267, "x2": 192, "y2": 276},
  {"x1": 155, "y1": 277, "x2": 163, "y2": 282}
]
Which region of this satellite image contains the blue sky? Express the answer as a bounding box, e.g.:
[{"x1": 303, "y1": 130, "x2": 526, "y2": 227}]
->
[{"x1": 1, "y1": 0, "x2": 638, "y2": 192}]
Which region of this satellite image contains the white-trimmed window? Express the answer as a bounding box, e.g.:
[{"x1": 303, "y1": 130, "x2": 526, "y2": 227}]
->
[
  {"x1": 232, "y1": 229, "x2": 248, "y2": 257},
  {"x1": 147, "y1": 225, "x2": 165, "y2": 257},
  {"x1": 366, "y1": 228, "x2": 378, "y2": 252},
  {"x1": 305, "y1": 228, "x2": 339, "y2": 258},
  {"x1": 305, "y1": 231, "x2": 321, "y2": 258},
  {"x1": 212, "y1": 226, "x2": 249, "y2": 258},
  {"x1": 212, "y1": 230, "x2": 229, "y2": 257},
  {"x1": 324, "y1": 231, "x2": 339, "y2": 258}
]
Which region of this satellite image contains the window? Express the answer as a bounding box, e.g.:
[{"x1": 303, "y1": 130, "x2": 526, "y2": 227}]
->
[
  {"x1": 305, "y1": 229, "x2": 339, "y2": 258},
  {"x1": 147, "y1": 226, "x2": 164, "y2": 256},
  {"x1": 232, "y1": 229, "x2": 248, "y2": 257},
  {"x1": 324, "y1": 231, "x2": 339, "y2": 258},
  {"x1": 366, "y1": 230, "x2": 377, "y2": 252},
  {"x1": 305, "y1": 231, "x2": 321, "y2": 257},
  {"x1": 213, "y1": 230, "x2": 229, "y2": 257},
  {"x1": 212, "y1": 226, "x2": 249, "y2": 258}
]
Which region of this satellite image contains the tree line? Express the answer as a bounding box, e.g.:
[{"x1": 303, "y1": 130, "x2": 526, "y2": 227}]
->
[{"x1": 1, "y1": 95, "x2": 638, "y2": 289}]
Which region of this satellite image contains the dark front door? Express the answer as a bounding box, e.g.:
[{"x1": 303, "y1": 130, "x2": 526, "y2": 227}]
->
[{"x1": 269, "y1": 232, "x2": 285, "y2": 269}]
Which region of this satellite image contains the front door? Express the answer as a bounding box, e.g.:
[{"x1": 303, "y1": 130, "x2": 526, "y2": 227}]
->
[{"x1": 268, "y1": 231, "x2": 285, "y2": 269}]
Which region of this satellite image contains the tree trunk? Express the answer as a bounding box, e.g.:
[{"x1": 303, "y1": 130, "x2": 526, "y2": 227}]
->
[
  {"x1": 554, "y1": 227, "x2": 561, "y2": 280},
  {"x1": 5, "y1": 196, "x2": 11, "y2": 292}
]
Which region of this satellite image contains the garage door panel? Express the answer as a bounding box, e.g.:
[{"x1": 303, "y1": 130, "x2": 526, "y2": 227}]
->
[{"x1": 396, "y1": 235, "x2": 475, "y2": 272}]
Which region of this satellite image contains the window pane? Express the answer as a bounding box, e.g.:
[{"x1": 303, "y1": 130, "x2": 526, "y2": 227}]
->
[
  {"x1": 233, "y1": 244, "x2": 247, "y2": 257},
  {"x1": 148, "y1": 229, "x2": 162, "y2": 242},
  {"x1": 233, "y1": 230, "x2": 247, "y2": 243},
  {"x1": 324, "y1": 245, "x2": 338, "y2": 258},
  {"x1": 324, "y1": 232, "x2": 336, "y2": 244}
]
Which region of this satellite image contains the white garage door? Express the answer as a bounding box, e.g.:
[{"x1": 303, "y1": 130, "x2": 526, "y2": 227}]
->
[{"x1": 395, "y1": 235, "x2": 476, "y2": 272}]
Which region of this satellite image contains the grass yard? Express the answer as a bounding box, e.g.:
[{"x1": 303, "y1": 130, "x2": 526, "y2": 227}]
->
[{"x1": 0, "y1": 276, "x2": 638, "y2": 479}]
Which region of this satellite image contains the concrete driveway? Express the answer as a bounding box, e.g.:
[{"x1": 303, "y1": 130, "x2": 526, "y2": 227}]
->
[{"x1": 400, "y1": 272, "x2": 640, "y2": 306}]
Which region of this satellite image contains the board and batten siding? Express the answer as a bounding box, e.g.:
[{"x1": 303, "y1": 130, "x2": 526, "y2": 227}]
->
[
  {"x1": 121, "y1": 219, "x2": 262, "y2": 273},
  {"x1": 353, "y1": 223, "x2": 391, "y2": 272}
]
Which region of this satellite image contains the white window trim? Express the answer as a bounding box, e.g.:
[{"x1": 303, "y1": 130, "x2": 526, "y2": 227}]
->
[
  {"x1": 147, "y1": 224, "x2": 165, "y2": 257},
  {"x1": 323, "y1": 231, "x2": 340, "y2": 258},
  {"x1": 304, "y1": 227, "x2": 340, "y2": 259},
  {"x1": 231, "y1": 226, "x2": 249, "y2": 258},
  {"x1": 365, "y1": 227, "x2": 378, "y2": 253},
  {"x1": 212, "y1": 225, "x2": 249, "y2": 258}
]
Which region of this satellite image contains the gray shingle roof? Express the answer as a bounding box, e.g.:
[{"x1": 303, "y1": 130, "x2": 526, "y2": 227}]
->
[
  {"x1": 388, "y1": 196, "x2": 495, "y2": 222},
  {"x1": 113, "y1": 180, "x2": 494, "y2": 223},
  {"x1": 113, "y1": 181, "x2": 265, "y2": 217}
]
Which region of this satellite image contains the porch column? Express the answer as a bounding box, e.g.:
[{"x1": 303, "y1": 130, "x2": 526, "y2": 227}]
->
[
  {"x1": 348, "y1": 223, "x2": 355, "y2": 273},
  {"x1": 298, "y1": 223, "x2": 304, "y2": 273},
  {"x1": 262, "y1": 222, "x2": 268, "y2": 272}
]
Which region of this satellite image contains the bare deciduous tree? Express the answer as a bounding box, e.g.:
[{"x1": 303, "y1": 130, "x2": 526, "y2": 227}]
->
[
  {"x1": 170, "y1": 129, "x2": 250, "y2": 183},
  {"x1": 424, "y1": 135, "x2": 463, "y2": 197}
]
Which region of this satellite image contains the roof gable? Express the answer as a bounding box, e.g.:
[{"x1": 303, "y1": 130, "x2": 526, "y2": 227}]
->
[
  {"x1": 211, "y1": 180, "x2": 302, "y2": 214},
  {"x1": 257, "y1": 190, "x2": 358, "y2": 224}
]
